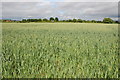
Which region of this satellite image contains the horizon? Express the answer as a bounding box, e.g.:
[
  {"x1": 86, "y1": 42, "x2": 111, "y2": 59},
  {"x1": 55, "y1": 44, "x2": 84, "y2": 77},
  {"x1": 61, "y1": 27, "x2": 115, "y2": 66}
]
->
[{"x1": 1, "y1": 17, "x2": 118, "y2": 21}]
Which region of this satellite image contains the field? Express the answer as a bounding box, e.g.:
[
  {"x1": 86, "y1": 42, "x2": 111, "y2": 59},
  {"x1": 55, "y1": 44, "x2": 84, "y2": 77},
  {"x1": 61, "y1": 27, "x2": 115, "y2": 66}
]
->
[{"x1": 2, "y1": 23, "x2": 118, "y2": 78}]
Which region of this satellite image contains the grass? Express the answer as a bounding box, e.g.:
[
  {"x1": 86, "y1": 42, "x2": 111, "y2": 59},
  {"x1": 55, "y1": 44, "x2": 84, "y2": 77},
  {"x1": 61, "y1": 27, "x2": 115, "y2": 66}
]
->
[{"x1": 2, "y1": 23, "x2": 118, "y2": 78}]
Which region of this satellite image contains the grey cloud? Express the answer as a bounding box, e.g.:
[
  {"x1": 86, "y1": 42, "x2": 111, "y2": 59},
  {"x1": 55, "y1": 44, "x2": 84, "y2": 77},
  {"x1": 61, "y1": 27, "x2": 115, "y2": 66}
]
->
[
  {"x1": 2, "y1": 2, "x2": 118, "y2": 20},
  {"x1": 1, "y1": 0, "x2": 119, "y2": 2},
  {"x1": 2, "y1": 2, "x2": 56, "y2": 19},
  {"x1": 56, "y1": 2, "x2": 118, "y2": 19}
]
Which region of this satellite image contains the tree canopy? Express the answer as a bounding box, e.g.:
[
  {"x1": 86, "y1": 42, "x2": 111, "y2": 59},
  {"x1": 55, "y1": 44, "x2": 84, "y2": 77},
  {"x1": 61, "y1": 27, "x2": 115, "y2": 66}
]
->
[
  {"x1": 50, "y1": 17, "x2": 54, "y2": 22},
  {"x1": 103, "y1": 18, "x2": 114, "y2": 23},
  {"x1": 2, "y1": 17, "x2": 118, "y2": 24},
  {"x1": 55, "y1": 17, "x2": 59, "y2": 22}
]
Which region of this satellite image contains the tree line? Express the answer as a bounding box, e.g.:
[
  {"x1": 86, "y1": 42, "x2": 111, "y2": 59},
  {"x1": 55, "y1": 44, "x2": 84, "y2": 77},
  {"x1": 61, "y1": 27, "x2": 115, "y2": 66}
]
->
[{"x1": 2, "y1": 17, "x2": 119, "y2": 24}]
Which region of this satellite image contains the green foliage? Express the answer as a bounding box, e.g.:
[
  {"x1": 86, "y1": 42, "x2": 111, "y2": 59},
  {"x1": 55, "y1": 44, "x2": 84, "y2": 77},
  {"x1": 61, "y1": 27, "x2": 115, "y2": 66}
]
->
[
  {"x1": 2, "y1": 23, "x2": 118, "y2": 78},
  {"x1": 91, "y1": 20, "x2": 96, "y2": 23},
  {"x1": 68, "y1": 19, "x2": 72, "y2": 22},
  {"x1": 73, "y1": 19, "x2": 77, "y2": 22},
  {"x1": 43, "y1": 18, "x2": 48, "y2": 22},
  {"x1": 103, "y1": 18, "x2": 114, "y2": 23},
  {"x1": 77, "y1": 19, "x2": 83, "y2": 23},
  {"x1": 22, "y1": 19, "x2": 27, "y2": 23},
  {"x1": 38, "y1": 19, "x2": 42, "y2": 22},
  {"x1": 3, "y1": 17, "x2": 118, "y2": 24},
  {"x1": 55, "y1": 17, "x2": 59, "y2": 22},
  {"x1": 50, "y1": 17, "x2": 54, "y2": 22}
]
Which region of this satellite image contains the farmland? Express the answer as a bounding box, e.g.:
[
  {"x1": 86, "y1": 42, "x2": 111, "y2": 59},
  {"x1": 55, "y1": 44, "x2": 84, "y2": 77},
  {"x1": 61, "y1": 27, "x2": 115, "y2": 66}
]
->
[{"x1": 2, "y1": 23, "x2": 118, "y2": 78}]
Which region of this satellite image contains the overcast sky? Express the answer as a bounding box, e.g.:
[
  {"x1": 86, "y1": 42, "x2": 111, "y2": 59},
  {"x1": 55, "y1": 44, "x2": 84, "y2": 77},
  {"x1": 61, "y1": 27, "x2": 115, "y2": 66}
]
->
[
  {"x1": 1, "y1": 0, "x2": 119, "y2": 21},
  {"x1": 1, "y1": 0, "x2": 119, "y2": 2}
]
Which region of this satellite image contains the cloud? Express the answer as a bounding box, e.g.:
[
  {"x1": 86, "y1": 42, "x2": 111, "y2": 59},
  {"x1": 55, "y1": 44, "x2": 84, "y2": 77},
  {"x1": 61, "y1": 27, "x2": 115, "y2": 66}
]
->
[
  {"x1": 1, "y1": 0, "x2": 46, "y2": 2},
  {"x1": 2, "y1": 2, "x2": 118, "y2": 20},
  {"x1": 0, "y1": 3, "x2": 2, "y2": 19},
  {"x1": 56, "y1": 2, "x2": 118, "y2": 20},
  {"x1": 2, "y1": 2, "x2": 53, "y2": 18},
  {"x1": 62, "y1": 0, "x2": 119, "y2": 2},
  {"x1": 1, "y1": 0, "x2": 119, "y2": 2}
]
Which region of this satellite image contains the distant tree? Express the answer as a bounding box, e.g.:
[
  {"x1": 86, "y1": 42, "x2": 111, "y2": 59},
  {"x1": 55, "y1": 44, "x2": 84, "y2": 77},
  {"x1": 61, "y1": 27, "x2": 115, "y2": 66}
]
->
[
  {"x1": 26, "y1": 19, "x2": 31, "y2": 22},
  {"x1": 77, "y1": 19, "x2": 83, "y2": 23},
  {"x1": 73, "y1": 19, "x2": 77, "y2": 23},
  {"x1": 22, "y1": 19, "x2": 27, "y2": 23},
  {"x1": 50, "y1": 17, "x2": 54, "y2": 22},
  {"x1": 103, "y1": 18, "x2": 114, "y2": 23},
  {"x1": 55, "y1": 17, "x2": 59, "y2": 22},
  {"x1": 68, "y1": 19, "x2": 72, "y2": 22},
  {"x1": 82, "y1": 20, "x2": 86, "y2": 23},
  {"x1": 65, "y1": 20, "x2": 68, "y2": 22},
  {"x1": 38, "y1": 19, "x2": 42, "y2": 22},
  {"x1": 31, "y1": 19, "x2": 35, "y2": 22},
  {"x1": 87, "y1": 20, "x2": 91, "y2": 23},
  {"x1": 115, "y1": 21, "x2": 120, "y2": 24},
  {"x1": 91, "y1": 20, "x2": 96, "y2": 23},
  {"x1": 96, "y1": 21, "x2": 102, "y2": 23},
  {"x1": 62, "y1": 20, "x2": 66, "y2": 22},
  {"x1": 43, "y1": 18, "x2": 48, "y2": 22},
  {"x1": 34, "y1": 19, "x2": 38, "y2": 22}
]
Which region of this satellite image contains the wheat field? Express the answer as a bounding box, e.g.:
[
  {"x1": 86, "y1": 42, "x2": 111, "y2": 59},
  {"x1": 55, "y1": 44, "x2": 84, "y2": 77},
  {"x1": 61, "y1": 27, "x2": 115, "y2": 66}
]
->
[{"x1": 2, "y1": 23, "x2": 118, "y2": 78}]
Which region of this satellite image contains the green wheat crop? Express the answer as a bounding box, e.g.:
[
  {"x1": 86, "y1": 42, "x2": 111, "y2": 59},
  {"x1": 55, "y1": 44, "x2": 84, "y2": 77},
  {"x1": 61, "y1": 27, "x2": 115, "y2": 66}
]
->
[{"x1": 2, "y1": 23, "x2": 118, "y2": 78}]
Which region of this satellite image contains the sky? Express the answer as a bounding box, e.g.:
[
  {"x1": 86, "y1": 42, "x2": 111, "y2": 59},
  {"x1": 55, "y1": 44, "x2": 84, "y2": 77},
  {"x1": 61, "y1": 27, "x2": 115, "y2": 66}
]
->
[
  {"x1": 1, "y1": 0, "x2": 119, "y2": 2},
  {"x1": 1, "y1": 0, "x2": 119, "y2": 21}
]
